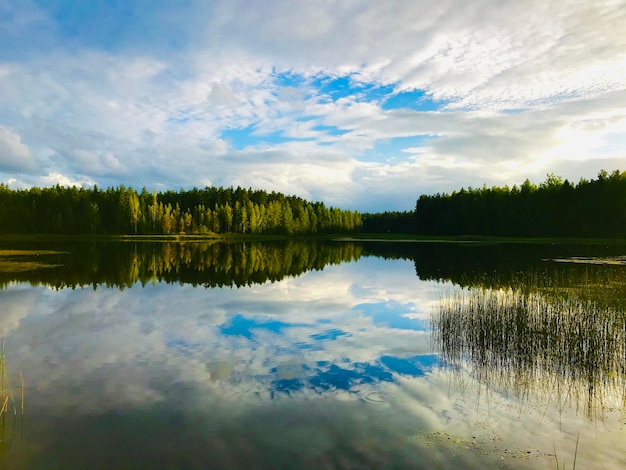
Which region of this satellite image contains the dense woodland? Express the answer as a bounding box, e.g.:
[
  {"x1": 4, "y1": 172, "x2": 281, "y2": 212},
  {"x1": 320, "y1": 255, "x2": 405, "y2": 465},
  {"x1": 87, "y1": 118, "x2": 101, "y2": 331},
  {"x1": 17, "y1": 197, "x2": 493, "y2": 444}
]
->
[
  {"x1": 360, "y1": 211, "x2": 415, "y2": 234},
  {"x1": 414, "y1": 170, "x2": 626, "y2": 238},
  {"x1": 1, "y1": 170, "x2": 625, "y2": 238},
  {"x1": 0, "y1": 184, "x2": 362, "y2": 235}
]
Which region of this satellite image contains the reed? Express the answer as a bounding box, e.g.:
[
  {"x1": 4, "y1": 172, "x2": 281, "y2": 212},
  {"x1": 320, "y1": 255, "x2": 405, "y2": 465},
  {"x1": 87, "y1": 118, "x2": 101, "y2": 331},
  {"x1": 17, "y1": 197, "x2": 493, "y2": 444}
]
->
[
  {"x1": 0, "y1": 342, "x2": 23, "y2": 418},
  {"x1": 0, "y1": 341, "x2": 24, "y2": 469},
  {"x1": 553, "y1": 433, "x2": 579, "y2": 470},
  {"x1": 434, "y1": 286, "x2": 626, "y2": 419}
]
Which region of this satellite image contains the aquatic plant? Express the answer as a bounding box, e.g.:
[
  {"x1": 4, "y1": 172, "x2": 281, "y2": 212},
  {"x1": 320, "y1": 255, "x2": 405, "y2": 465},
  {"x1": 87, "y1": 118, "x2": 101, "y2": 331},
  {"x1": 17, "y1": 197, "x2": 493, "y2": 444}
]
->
[
  {"x1": 434, "y1": 287, "x2": 626, "y2": 419},
  {"x1": 553, "y1": 433, "x2": 579, "y2": 470},
  {"x1": 0, "y1": 341, "x2": 23, "y2": 418},
  {"x1": 0, "y1": 341, "x2": 24, "y2": 468}
]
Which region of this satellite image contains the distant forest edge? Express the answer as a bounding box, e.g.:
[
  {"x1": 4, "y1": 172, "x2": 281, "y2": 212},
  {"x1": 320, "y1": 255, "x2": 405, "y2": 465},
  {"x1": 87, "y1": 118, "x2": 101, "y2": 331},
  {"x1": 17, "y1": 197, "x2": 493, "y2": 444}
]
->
[
  {"x1": 1, "y1": 169, "x2": 625, "y2": 238},
  {"x1": 362, "y1": 170, "x2": 626, "y2": 239},
  {"x1": 0, "y1": 185, "x2": 362, "y2": 235}
]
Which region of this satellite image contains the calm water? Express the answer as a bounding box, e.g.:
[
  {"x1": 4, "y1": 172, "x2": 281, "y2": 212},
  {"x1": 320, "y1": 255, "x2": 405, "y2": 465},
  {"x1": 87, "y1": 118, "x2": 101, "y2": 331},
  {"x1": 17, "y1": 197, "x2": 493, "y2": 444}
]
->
[{"x1": 0, "y1": 240, "x2": 625, "y2": 469}]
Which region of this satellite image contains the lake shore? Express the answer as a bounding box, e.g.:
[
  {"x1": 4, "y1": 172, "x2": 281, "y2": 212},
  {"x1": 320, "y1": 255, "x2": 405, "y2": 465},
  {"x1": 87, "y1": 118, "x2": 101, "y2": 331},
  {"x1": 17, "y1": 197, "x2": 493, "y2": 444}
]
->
[{"x1": 2, "y1": 232, "x2": 626, "y2": 245}]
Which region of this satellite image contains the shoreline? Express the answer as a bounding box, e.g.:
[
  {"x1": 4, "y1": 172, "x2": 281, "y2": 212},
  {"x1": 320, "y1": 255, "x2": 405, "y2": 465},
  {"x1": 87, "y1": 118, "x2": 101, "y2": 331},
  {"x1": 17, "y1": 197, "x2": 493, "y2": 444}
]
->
[{"x1": 0, "y1": 233, "x2": 625, "y2": 245}]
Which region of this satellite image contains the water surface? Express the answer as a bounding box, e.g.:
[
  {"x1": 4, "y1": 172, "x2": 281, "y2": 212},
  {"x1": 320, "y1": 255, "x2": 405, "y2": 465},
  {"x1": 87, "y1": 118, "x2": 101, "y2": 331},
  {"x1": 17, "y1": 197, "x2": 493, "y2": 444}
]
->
[{"x1": 1, "y1": 240, "x2": 625, "y2": 469}]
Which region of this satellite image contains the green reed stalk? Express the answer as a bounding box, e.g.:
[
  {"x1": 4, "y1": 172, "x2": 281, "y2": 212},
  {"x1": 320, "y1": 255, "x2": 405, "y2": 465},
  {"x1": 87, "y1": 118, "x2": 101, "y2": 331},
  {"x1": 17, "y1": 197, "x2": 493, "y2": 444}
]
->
[{"x1": 435, "y1": 286, "x2": 626, "y2": 420}]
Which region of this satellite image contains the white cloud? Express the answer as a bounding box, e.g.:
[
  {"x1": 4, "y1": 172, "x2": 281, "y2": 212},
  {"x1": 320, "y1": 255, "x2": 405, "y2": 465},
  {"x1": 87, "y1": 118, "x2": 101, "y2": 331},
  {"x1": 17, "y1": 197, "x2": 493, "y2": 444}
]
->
[
  {"x1": 39, "y1": 171, "x2": 95, "y2": 188},
  {"x1": 1, "y1": 0, "x2": 625, "y2": 209},
  {"x1": 187, "y1": 0, "x2": 626, "y2": 109},
  {"x1": 0, "y1": 125, "x2": 39, "y2": 173}
]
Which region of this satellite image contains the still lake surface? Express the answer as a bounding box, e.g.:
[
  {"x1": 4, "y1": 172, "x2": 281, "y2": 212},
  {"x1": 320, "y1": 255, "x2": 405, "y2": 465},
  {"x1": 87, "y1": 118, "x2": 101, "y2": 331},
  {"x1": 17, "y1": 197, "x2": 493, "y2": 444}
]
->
[{"x1": 0, "y1": 240, "x2": 625, "y2": 469}]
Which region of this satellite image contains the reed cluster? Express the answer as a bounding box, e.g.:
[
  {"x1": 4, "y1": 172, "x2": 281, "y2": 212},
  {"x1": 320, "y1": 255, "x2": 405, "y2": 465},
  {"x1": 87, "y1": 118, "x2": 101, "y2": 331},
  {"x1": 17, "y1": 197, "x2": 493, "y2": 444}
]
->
[{"x1": 434, "y1": 287, "x2": 626, "y2": 419}]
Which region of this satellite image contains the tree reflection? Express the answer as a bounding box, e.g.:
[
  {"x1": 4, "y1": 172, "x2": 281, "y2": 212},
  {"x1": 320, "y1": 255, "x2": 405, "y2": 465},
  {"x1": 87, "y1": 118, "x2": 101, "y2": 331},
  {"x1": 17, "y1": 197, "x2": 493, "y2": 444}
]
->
[
  {"x1": 0, "y1": 241, "x2": 363, "y2": 290},
  {"x1": 363, "y1": 241, "x2": 626, "y2": 419}
]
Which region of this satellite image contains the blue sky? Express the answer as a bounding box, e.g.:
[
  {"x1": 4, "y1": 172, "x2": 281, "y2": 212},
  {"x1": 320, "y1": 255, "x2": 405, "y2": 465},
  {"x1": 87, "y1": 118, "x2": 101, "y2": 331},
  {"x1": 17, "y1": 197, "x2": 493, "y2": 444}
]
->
[{"x1": 1, "y1": 0, "x2": 625, "y2": 211}]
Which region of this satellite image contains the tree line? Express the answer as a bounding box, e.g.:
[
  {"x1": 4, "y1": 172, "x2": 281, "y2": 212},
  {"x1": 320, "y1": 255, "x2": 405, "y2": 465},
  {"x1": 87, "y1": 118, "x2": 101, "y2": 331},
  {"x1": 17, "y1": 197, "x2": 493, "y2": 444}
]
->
[
  {"x1": 414, "y1": 170, "x2": 626, "y2": 238},
  {"x1": 360, "y1": 211, "x2": 415, "y2": 234},
  {"x1": 0, "y1": 184, "x2": 362, "y2": 236},
  {"x1": 2, "y1": 169, "x2": 624, "y2": 238}
]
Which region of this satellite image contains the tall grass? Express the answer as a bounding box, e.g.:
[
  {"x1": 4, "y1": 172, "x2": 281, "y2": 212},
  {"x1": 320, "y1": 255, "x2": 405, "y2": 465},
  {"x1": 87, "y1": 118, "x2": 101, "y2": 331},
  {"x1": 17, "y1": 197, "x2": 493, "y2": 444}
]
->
[
  {"x1": 434, "y1": 287, "x2": 626, "y2": 419},
  {"x1": 0, "y1": 342, "x2": 23, "y2": 418},
  {"x1": 0, "y1": 341, "x2": 24, "y2": 468}
]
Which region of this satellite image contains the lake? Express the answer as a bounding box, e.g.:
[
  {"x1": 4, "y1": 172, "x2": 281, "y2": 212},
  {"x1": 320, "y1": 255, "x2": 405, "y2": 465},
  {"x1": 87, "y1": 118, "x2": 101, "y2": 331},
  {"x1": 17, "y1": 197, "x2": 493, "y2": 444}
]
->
[{"x1": 0, "y1": 240, "x2": 625, "y2": 469}]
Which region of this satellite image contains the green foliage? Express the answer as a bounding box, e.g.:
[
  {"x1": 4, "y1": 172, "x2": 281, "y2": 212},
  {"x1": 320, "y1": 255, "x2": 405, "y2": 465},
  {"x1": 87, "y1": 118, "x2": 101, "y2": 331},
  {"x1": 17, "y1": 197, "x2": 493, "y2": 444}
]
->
[
  {"x1": 0, "y1": 184, "x2": 362, "y2": 236},
  {"x1": 414, "y1": 170, "x2": 626, "y2": 238},
  {"x1": 360, "y1": 211, "x2": 415, "y2": 234}
]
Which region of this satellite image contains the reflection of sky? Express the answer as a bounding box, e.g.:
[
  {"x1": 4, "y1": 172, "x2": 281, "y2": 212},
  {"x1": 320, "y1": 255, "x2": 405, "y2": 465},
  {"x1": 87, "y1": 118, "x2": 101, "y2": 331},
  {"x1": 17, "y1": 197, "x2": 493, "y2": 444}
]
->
[
  {"x1": 2, "y1": 256, "x2": 626, "y2": 469},
  {"x1": 354, "y1": 301, "x2": 430, "y2": 331},
  {"x1": 4, "y1": 257, "x2": 437, "y2": 406},
  {"x1": 267, "y1": 354, "x2": 437, "y2": 398},
  {"x1": 219, "y1": 314, "x2": 307, "y2": 340}
]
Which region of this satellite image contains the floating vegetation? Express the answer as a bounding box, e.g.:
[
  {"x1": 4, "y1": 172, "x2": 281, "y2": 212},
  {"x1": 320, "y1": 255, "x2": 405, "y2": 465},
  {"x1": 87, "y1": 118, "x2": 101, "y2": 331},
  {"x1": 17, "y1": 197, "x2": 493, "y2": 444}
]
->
[
  {"x1": 0, "y1": 249, "x2": 64, "y2": 273},
  {"x1": 0, "y1": 250, "x2": 63, "y2": 257},
  {"x1": 551, "y1": 256, "x2": 626, "y2": 266},
  {"x1": 433, "y1": 287, "x2": 626, "y2": 420}
]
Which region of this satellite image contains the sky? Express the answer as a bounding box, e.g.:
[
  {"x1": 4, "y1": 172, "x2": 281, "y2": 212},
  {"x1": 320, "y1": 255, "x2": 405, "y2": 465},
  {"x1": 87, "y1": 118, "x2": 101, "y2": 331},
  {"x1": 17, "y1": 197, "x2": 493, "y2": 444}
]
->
[{"x1": 1, "y1": 0, "x2": 625, "y2": 211}]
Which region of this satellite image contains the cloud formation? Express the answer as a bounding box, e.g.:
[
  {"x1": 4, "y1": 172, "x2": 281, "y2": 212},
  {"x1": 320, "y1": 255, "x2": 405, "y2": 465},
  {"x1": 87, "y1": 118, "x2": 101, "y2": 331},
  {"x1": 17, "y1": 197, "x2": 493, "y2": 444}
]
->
[
  {"x1": 0, "y1": 125, "x2": 40, "y2": 173},
  {"x1": 1, "y1": 0, "x2": 625, "y2": 210}
]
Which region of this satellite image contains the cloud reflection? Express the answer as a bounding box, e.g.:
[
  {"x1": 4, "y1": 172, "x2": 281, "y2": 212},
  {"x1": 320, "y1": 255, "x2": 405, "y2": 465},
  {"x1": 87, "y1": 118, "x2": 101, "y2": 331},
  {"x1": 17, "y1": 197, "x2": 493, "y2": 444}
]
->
[
  {"x1": 2, "y1": 254, "x2": 625, "y2": 469},
  {"x1": 5, "y1": 258, "x2": 433, "y2": 409}
]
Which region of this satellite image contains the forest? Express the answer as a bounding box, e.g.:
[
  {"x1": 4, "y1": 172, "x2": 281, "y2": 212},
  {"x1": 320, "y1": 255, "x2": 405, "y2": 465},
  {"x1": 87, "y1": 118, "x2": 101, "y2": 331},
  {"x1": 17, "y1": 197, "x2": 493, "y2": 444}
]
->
[
  {"x1": 1, "y1": 169, "x2": 625, "y2": 238},
  {"x1": 0, "y1": 184, "x2": 362, "y2": 236},
  {"x1": 358, "y1": 169, "x2": 626, "y2": 237},
  {"x1": 413, "y1": 170, "x2": 626, "y2": 238}
]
